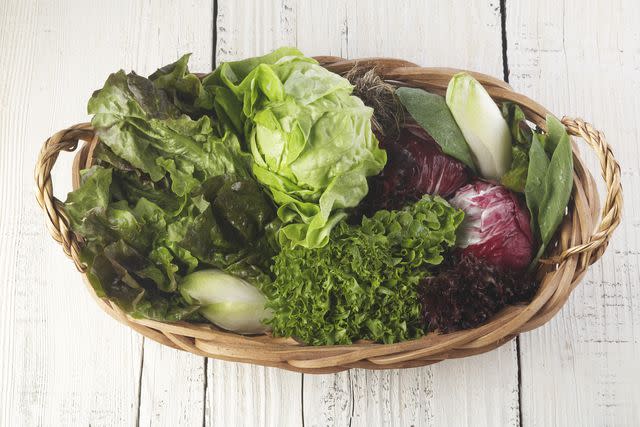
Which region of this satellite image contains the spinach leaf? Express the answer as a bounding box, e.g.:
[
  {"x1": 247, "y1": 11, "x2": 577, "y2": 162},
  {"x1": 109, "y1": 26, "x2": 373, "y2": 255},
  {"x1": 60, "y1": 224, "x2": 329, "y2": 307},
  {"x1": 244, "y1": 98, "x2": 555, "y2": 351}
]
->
[
  {"x1": 524, "y1": 133, "x2": 550, "y2": 235},
  {"x1": 396, "y1": 87, "x2": 476, "y2": 171},
  {"x1": 544, "y1": 113, "x2": 568, "y2": 155},
  {"x1": 538, "y1": 117, "x2": 573, "y2": 246},
  {"x1": 524, "y1": 115, "x2": 573, "y2": 267}
]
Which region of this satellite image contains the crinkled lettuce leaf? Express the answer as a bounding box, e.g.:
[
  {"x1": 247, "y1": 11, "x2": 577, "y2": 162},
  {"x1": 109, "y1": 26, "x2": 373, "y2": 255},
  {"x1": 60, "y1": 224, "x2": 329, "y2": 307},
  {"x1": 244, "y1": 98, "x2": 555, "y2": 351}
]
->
[
  {"x1": 262, "y1": 195, "x2": 464, "y2": 345},
  {"x1": 66, "y1": 56, "x2": 278, "y2": 321},
  {"x1": 88, "y1": 64, "x2": 251, "y2": 187},
  {"x1": 204, "y1": 47, "x2": 387, "y2": 249}
]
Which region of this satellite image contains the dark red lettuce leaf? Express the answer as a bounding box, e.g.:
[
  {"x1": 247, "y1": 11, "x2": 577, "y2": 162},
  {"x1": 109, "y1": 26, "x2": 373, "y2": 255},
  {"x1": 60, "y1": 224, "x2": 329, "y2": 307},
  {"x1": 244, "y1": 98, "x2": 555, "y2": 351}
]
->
[
  {"x1": 419, "y1": 252, "x2": 537, "y2": 333},
  {"x1": 357, "y1": 123, "x2": 469, "y2": 217}
]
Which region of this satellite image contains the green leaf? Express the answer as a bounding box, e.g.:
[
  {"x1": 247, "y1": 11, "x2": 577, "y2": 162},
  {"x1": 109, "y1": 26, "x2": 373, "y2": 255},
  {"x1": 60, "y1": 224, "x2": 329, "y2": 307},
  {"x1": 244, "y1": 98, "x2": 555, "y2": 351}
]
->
[
  {"x1": 543, "y1": 114, "x2": 568, "y2": 155},
  {"x1": 524, "y1": 133, "x2": 550, "y2": 240},
  {"x1": 211, "y1": 178, "x2": 276, "y2": 243},
  {"x1": 501, "y1": 102, "x2": 532, "y2": 145},
  {"x1": 501, "y1": 145, "x2": 529, "y2": 192},
  {"x1": 202, "y1": 46, "x2": 305, "y2": 86},
  {"x1": 262, "y1": 195, "x2": 464, "y2": 345},
  {"x1": 500, "y1": 102, "x2": 534, "y2": 192},
  {"x1": 88, "y1": 65, "x2": 251, "y2": 185},
  {"x1": 396, "y1": 87, "x2": 476, "y2": 171},
  {"x1": 64, "y1": 166, "x2": 111, "y2": 231},
  {"x1": 539, "y1": 119, "x2": 573, "y2": 245},
  {"x1": 524, "y1": 116, "x2": 573, "y2": 268},
  {"x1": 149, "y1": 53, "x2": 215, "y2": 116}
]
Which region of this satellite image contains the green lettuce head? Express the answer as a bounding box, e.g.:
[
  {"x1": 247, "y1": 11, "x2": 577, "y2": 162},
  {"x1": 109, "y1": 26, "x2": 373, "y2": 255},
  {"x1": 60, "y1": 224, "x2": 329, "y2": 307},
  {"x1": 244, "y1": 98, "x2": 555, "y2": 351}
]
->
[{"x1": 205, "y1": 47, "x2": 387, "y2": 248}]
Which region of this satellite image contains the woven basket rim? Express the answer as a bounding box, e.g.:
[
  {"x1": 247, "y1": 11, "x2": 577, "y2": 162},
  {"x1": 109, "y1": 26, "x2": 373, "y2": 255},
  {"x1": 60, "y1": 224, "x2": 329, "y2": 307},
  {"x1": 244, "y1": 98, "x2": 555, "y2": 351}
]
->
[{"x1": 34, "y1": 56, "x2": 623, "y2": 373}]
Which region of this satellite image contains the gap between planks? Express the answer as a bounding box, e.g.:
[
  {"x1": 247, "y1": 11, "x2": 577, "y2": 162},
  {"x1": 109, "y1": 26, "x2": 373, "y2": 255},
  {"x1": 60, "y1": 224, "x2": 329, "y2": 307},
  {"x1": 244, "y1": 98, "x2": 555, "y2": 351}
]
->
[{"x1": 500, "y1": 2, "x2": 523, "y2": 425}]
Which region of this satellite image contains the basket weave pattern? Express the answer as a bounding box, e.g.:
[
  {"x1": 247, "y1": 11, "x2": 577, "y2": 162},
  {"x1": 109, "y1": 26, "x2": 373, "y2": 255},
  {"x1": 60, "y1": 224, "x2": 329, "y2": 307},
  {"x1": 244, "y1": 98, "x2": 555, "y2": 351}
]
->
[{"x1": 35, "y1": 57, "x2": 623, "y2": 373}]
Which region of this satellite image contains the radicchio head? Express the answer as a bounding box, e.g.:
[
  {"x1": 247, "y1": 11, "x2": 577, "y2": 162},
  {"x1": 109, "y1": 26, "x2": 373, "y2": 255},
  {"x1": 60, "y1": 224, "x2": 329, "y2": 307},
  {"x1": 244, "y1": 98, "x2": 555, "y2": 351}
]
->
[{"x1": 450, "y1": 180, "x2": 534, "y2": 271}]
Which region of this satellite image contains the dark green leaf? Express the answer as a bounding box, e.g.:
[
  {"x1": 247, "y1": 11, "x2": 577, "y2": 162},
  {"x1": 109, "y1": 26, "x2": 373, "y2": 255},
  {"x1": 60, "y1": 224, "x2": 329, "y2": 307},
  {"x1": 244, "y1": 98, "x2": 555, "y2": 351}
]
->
[
  {"x1": 64, "y1": 166, "x2": 112, "y2": 235},
  {"x1": 396, "y1": 87, "x2": 476, "y2": 171},
  {"x1": 149, "y1": 53, "x2": 215, "y2": 116},
  {"x1": 538, "y1": 119, "x2": 573, "y2": 245},
  {"x1": 524, "y1": 133, "x2": 550, "y2": 240},
  {"x1": 524, "y1": 116, "x2": 574, "y2": 268},
  {"x1": 212, "y1": 178, "x2": 276, "y2": 243}
]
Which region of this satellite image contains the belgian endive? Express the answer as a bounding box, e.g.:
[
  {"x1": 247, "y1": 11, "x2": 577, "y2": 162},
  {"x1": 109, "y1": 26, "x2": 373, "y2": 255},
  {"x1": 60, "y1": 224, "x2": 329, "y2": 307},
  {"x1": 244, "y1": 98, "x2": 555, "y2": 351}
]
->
[
  {"x1": 446, "y1": 73, "x2": 512, "y2": 181},
  {"x1": 179, "y1": 270, "x2": 272, "y2": 334}
]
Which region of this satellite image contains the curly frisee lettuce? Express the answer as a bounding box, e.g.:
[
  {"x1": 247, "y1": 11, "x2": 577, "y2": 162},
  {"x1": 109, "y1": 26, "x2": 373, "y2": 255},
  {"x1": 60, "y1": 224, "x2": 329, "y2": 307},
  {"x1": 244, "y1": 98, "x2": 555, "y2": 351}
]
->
[{"x1": 261, "y1": 196, "x2": 464, "y2": 345}]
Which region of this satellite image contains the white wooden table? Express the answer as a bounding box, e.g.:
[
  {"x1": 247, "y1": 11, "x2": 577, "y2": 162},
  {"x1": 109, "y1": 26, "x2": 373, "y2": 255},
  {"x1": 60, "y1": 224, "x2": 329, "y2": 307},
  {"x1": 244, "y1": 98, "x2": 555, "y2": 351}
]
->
[{"x1": 1, "y1": 1, "x2": 638, "y2": 425}]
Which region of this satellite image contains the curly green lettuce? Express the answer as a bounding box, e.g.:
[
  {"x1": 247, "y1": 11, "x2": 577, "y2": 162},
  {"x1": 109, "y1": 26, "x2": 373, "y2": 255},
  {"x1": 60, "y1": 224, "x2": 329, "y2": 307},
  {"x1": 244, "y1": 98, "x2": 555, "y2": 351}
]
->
[
  {"x1": 261, "y1": 195, "x2": 464, "y2": 345},
  {"x1": 204, "y1": 47, "x2": 387, "y2": 249}
]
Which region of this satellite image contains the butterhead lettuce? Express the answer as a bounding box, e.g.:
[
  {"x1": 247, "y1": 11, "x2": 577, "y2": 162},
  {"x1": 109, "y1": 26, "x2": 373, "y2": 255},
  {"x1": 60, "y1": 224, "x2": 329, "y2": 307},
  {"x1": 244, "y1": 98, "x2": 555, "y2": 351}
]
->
[{"x1": 205, "y1": 48, "x2": 387, "y2": 248}]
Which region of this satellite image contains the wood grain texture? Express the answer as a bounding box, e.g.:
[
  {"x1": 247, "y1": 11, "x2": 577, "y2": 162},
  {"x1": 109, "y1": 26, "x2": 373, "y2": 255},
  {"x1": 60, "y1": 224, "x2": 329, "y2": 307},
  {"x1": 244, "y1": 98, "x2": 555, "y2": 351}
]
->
[
  {"x1": 205, "y1": 360, "x2": 303, "y2": 427},
  {"x1": 138, "y1": 340, "x2": 206, "y2": 426},
  {"x1": 0, "y1": 0, "x2": 213, "y2": 425},
  {"x1": 506, "y1": 0, "x2": 640, "y2": 425},
  {"x1": 217, "y1": 1, "x2": 519, "y2": 426}
]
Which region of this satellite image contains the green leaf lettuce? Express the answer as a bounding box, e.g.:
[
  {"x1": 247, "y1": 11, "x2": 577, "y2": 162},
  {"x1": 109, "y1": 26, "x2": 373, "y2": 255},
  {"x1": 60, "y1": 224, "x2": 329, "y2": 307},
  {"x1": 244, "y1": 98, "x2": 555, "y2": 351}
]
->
[
  {"x1": 66, "y1": 56, "x2": 278, "y2": 321},
  {"x1": 261, "y1": 195, "x2": 464, "y2": 345}
]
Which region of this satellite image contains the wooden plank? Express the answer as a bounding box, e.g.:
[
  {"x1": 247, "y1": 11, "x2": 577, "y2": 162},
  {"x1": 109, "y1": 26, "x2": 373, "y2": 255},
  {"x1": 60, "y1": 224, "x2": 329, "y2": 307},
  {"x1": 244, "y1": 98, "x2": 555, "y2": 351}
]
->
[
  {"x1": 138, "y1": 341, "x2": 206, "y2": 426},
  {"x1": 344, "y1": 0, "x2": 503, "y2": 76},
  {"x1": 350, "y1": 349, "x2": 520, "y2": 427},
  {"x1": 0, "y1": 0, "x2": 213, "y2": 425},
  {"x1": 506, "y1": 1, "x2": 640, "y2": 425},
  {"x1": 204, "y1": 360, "x2": 303, "y2": 427},
  {"x1": 216, "y1": 0, "x2": 297, "y2": 63},
  {"x1": 303, "y1": 347, "x2": 521, "y2": 427},
  {"x1": 217, "y1": 1, "x2": 520, "y2": 426}
]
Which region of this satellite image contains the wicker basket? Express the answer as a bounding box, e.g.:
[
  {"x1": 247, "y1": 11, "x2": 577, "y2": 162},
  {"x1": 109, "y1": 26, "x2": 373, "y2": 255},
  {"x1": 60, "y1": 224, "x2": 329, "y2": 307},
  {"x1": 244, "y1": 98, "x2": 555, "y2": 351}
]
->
[{"x1": 35, "y1": 57, "x2": 623, "y2": 374}]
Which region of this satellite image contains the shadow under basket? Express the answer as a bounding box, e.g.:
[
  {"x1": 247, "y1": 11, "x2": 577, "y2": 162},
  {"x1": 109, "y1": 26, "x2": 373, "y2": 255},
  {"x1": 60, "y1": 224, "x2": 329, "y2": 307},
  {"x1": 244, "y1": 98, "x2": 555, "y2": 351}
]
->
[{"x1": 35, "y1": 57, "x2": 623, "y2": 374}]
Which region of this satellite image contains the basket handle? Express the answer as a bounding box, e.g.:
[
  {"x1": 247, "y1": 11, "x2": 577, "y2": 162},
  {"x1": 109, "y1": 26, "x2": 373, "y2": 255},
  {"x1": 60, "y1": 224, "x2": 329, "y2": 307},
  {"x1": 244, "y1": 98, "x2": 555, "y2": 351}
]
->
[
  {"x1": 35, "y1": 123, "x2": 95, "y2": 272},
  {"x1": 555, "y1": 117, "x2": 623, "y2": 265}
]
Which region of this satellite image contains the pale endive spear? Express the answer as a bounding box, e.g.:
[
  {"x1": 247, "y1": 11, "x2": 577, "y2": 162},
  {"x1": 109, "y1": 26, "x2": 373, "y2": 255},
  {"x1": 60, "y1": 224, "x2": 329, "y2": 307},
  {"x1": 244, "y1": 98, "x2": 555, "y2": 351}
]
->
[{"x1": 446, "y1": 72, "x2": 512, "y2": 181}]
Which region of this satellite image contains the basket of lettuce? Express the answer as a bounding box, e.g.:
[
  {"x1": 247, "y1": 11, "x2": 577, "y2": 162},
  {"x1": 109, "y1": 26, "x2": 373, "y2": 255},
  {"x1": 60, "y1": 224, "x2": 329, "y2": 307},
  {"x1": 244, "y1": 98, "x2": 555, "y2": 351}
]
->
[{"x1": 35, "y1": 48, "x2": 622, "y2": 373}]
